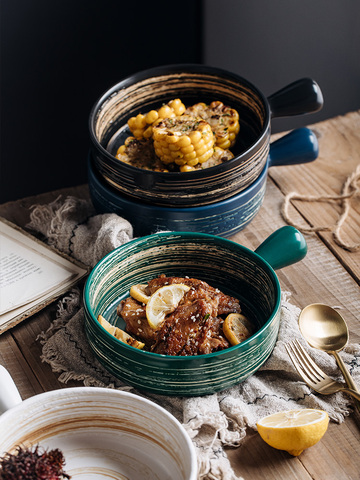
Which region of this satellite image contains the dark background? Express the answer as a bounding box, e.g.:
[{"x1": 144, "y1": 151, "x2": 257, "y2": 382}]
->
[{"x1": 1, "y1": 0, "x2": 360, "y2": 203}]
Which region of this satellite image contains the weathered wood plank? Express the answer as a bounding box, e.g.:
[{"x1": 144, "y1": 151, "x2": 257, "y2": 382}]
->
[
  {"x1": 268, "y1": 111, "x2": 360, "y2": 284},
  {"x1": 0, "y1": 331, "x2": 42, "y2": 399}
]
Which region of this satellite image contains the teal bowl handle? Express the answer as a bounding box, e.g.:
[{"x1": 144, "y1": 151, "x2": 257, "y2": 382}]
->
[{"x1": 254, "y1": 226, "x2": 307, "y2": 270}]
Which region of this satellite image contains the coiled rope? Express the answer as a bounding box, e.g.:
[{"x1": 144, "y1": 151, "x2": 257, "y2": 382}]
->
[{"x1": 281, "y1": 164, "x2": 360, "y2": 252}]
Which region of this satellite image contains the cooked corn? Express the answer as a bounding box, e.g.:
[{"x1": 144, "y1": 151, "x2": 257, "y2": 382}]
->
[
  {"x1": 115, "y1": 137, "x2": 169, "y2": 171},
  {"x1": 127, "y1": 98, "x2": 186, "y2": 139},
  {"x1": 185, "y1": 101, "x2": 240, "y2": 149},
  {"x1": 152, "y1": 115, "x2": 215, "y2": 167},
  {"x1": 180, "y1": 146, "x2": 234, "y2": 172}
]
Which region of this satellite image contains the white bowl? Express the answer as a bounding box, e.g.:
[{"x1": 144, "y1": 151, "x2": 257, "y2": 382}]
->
[{"x1": 0, "y1": 367, "x2": 197, "y2": 480}]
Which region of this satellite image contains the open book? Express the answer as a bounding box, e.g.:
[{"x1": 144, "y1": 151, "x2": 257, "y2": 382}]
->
[{"x1": 0, "y1": 217, "x2": 88, "y2": 334}]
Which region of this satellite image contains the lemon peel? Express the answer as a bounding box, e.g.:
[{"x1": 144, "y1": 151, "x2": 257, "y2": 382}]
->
[
  {"x1": 257, "y1": 409, "x2": 329, "y2": 456},
  {"x1": 130, "y1": 284, "x2": 151, "y2": 304},
  {"x1": 146, "y1": 284, "x2": 190, "y2": 330}
]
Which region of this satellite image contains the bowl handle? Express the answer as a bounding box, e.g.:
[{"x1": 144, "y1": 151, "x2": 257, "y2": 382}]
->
[
  {"x1": 268, "y1": 78, "x2": 323, "y2": 118},
  {"x1": 269, "y1": 127, "x2": 319, "y2": 167},
  {"x1": 0, "y1": 365, "x2": 23, "y2": 415},
  {"x1": 254, "y1": 226, "x2": 307, "y2": 270}
]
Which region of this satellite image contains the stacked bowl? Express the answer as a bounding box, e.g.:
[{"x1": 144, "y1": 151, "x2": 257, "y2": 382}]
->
[
  {"x1": 88, "y1": 64, "x2": 322, "y2": 236},
  {"x1": 83, "y1": 66, "x2": 323, "y2": 395}
]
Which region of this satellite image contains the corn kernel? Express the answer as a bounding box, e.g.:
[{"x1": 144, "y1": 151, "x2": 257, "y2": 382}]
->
[
  {"x1": 143, "y1": 126, "x2": 153, "y2": 139},
  {"x1": 182, "y1": 145, "x2": 195, "y2": 155},
  {"x1": 135, "y1": 114, "x2": 147, "y2": 128},
  {"x1": 177, "y1": 136, "x2": 191, "y2": 147},
  {"x1": 116, "y1": 145, "x2": 126, "y2": 155},
  {"x1": 125, "y1": 136, "x2": 136, "y2": 146},
  {"x1": 158, "y1": 105, "x2": 173, "y2": 118},
  {"x1": 174, "y1": 157, "x2": 187, "y2": 166},
  {"x1": 165, "y1": 133, "x2": 178, "y2": 144},
  {"x1": 145, "y1": 110, "x2": 158, "y2": 124},
  {"x1": 184, "y1": 151, "x2": 197, "y2": 161},
  {"x1": 133, "y1": 128, "x2": 144, "y2": 138},
  {"x1": 127, "y1": 117, "x2": 137, "y2": 130},
  {"x1": 196, "y1": 144, "x2": 208, "y2": 156},
  {"x1": 189, "y1": 130, "x2": 202, "y2": 143},
  {"x1": 187, "y1": 158, "x2": 199, "y2": 166},
  {"x1": 169, "y1": 98, "x2": 186, "y2": 116},
  {"x1": 180, "y1": 165, "x2": 195, "y2": 172}
]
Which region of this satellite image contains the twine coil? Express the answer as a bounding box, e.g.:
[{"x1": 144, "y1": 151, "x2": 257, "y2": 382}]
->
[{"x1": 281, "y1": 164, "x2": 360, "y2": 252}]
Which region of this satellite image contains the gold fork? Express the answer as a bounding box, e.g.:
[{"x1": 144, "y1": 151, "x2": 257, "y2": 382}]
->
[{"x1": 285, "y1": 340, "x2": 360, "y2": 401}]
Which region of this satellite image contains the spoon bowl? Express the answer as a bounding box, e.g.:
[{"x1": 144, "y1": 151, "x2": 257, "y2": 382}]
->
[{"x1": 298, "y1": 303, "x2": 349, "y2": 352}]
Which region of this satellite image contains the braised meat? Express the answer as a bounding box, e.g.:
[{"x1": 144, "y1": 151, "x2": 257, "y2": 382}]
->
[
  {"x1": 117, "y1": 274, "x2": 242, "y2": 356},
  {"x1": 117, "y1": 296, "x2": 156, "y2": 348}
]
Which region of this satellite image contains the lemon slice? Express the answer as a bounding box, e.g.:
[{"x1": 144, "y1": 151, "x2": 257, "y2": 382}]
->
[
  {"x1": 146, "y1": 284, "x2": 191, "y2": 330},
  {"x1": 130, "y1": 284, "x2": 151, "y2": 304},
  {"x1": 257, "y1": 409, "x2": 329, "y2": 456},
  {"x1": 97, "y1": 315, "x2": 145, "y2": 349},
  {"x1": 223, "y1": 313, "x2": 252, "y2": 345}
]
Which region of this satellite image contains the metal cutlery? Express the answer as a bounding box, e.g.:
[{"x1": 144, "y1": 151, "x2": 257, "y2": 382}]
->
[{"x1": 286, "y1": 340, "x2": 360, "y2": 401}]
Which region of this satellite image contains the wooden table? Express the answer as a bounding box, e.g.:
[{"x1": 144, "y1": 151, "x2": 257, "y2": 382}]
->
[{"x1": 1, "y1": 111, "x2": 359, "y2": 479}]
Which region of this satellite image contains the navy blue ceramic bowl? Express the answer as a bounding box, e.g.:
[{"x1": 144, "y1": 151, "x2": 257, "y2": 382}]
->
[
  {"x1": 89, "y1": 128, "x2": 318, "y2": 237},
  {"x1": 89, "y1": 64, "x2": 323, "y2": 207}
]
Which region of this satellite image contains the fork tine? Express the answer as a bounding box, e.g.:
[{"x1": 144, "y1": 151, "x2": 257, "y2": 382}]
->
[
  {"x1": 285, "y1": 342, "x2": 317, "y2": 386},
  {"x1": 293, "y1": 340, "x2": 326, "y2": 381},
  {"x1": 290, "y1": 341, "x2": 322, "y2": 384}
]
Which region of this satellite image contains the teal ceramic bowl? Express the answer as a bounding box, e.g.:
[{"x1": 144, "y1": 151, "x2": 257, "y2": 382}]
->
[{"x1": 84, "y1": 226, "x2": 307, "y2": 396}]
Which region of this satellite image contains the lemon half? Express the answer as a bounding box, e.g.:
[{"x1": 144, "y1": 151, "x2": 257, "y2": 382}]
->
[
  {"x1": 257, "y1": 409, "x2": 329, "y2": 456},
  {"x1": 146, "y1": 284, "x2": 190, "y2": 330}
]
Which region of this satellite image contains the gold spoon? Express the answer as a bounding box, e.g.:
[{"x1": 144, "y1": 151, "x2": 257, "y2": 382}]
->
[{"x1": 298, "y1": 304, "x2": 360, "y2": 408}]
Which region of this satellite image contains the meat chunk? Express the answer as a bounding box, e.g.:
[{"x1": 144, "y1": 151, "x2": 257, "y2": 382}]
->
[
  {"x1": 117, "y1": 274, "x2": 242, "y2": 356},
  {"x1": 117, "y1": 297, "x2": 156, "y2": 347},
  {"x1": 152, "y1": 298, "x2": 230, "y2": 355}
]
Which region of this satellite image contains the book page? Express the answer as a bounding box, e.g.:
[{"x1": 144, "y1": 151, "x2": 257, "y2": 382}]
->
[
  {"x1": 0, "y1": 219, "x2": 88, "y2": 332},
  {"x1": 0, "y1": 233, "x2": 75, "y2": 314}
]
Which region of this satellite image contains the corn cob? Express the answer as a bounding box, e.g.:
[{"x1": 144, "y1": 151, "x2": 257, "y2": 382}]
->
[
  {"x1": 152, "y1": 115, "x2": 215, "y2": 168},
  {"x1": 180, "y1": 146, "x2": 234, "y2": 172},
  {"x1": 116, "y1": 137, "x2": 169, "y2": 171},
  {"x1": 127, "y1": 98, "x2": 186, "y2": 139},
  {"x1": 185, "y1": 101, "x2": 240, "y2": 149}
]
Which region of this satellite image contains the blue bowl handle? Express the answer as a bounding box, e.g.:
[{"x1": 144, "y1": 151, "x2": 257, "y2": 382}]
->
[
  {"x1": 268, "y1": 127, "x2": 319, "y2": 168},
  {"x1": 254, "y1": 226, "x2": 307, "y2": 270}
]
